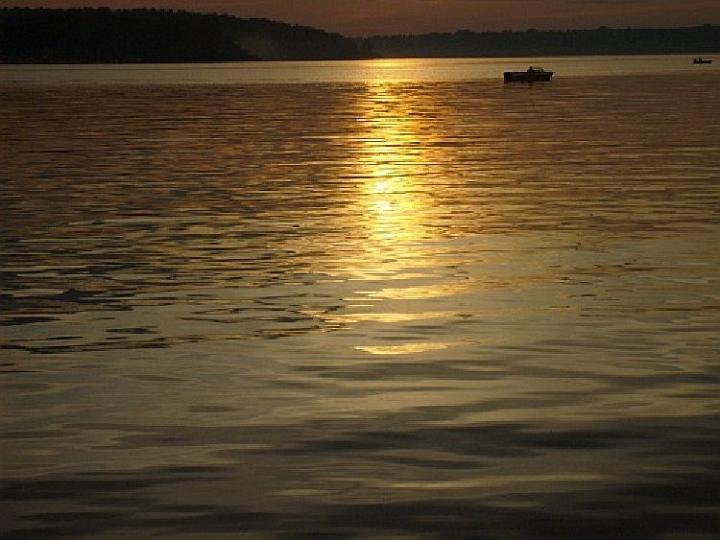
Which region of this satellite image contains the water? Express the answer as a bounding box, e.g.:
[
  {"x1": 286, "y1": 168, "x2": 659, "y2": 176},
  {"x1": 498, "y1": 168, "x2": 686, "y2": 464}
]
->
[
  {"x1": 1, "y1": 57, "x2": 720, "y2": 538},
  {"x1": 2, "y1": 54, "x2": 718, "y2": 85}
]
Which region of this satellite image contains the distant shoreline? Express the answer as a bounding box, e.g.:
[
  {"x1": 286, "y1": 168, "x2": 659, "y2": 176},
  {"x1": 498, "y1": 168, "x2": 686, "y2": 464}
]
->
[
  {"x1": 1, "y1": 8, "x2": 717, "y2": 64},
  {"x1": 2, "y1": 51, "x2": 719, "y2": 66}
]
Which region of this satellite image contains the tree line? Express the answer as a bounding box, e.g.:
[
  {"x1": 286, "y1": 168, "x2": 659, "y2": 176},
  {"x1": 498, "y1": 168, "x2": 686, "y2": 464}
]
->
[
  {"x1": 0, "y1": 7, "x2": 374, "y2": 63},
  {"x1": 361, "y1": 25, "x2": 720, "y2": 58},
  {"x1": 1, "y1": 8, "x2": 717, "y2": 63}
]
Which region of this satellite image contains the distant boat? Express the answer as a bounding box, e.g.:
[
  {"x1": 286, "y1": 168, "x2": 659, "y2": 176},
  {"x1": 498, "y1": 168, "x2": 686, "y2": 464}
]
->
[
  {"x1": 504, "y1": 66, "x2": 554, "y2": 83},
  {"x1": 693, "y1": 57, "x2": 712, "y2": 64}
]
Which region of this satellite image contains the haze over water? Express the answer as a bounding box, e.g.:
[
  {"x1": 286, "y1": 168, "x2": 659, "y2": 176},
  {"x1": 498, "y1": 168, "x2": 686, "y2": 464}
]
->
[{"x1": 2, "y1": 57, "x2": 720, "y2": 538}]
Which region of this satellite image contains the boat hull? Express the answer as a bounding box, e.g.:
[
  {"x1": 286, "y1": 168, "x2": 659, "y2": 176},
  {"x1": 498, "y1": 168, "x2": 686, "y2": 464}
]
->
[{"x1": 504, "y1": 71, "x2": 554, "y2": 83}]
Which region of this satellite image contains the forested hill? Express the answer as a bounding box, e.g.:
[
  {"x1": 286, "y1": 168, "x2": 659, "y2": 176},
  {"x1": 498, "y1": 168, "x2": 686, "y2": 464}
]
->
[
  {"x1": 362, "y1": 25, "x2": 720, "y2": 58},
  {"x1": 2, "y1": 8, "x2": 717, "y2": 64},
  {"x1": 0, "y1": 7, "x2": 375, "y2": 63}
]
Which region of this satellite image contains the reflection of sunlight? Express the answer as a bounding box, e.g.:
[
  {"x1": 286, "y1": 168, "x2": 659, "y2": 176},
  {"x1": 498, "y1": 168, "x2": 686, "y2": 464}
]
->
[
  {"x1": 358, "y1": 83, "x2": 431, "y2": 249},
  {"x1": 366, "y1": 281, "x2": 472, "y2": 300},
  {"x1": 343, "y1": 83, "x2": 464, "y2": 357},
  {"x1": 295, "y1": 81, "x2": 465, "y2": 360},
  {"x1": 325, "y1": 311, "x2": 454, "y2": 324},
  {"x1": 353, "y1": 58, "x2": 433, "y2": 84},
  {"x1": 355, "y1": 342, "x2": 459, "y2": 355}
]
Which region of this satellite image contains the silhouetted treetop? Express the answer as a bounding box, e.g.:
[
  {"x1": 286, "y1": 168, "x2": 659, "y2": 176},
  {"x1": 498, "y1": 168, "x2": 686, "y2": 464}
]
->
[
  {"x1": 1, "y1": 8, "x2": 717, "y2": 64},
  {"x1": 0, "y1": 7, "x2": 375, "y2": 63},
  {"x1": 361, "y1": 25, "x2": 719, "y2": 57}
]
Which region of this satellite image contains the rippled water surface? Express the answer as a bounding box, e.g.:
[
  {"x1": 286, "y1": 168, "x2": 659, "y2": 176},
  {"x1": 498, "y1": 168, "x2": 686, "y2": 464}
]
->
[{"x1": 2, "y1": 58, "x2": 720, "y2": 538}]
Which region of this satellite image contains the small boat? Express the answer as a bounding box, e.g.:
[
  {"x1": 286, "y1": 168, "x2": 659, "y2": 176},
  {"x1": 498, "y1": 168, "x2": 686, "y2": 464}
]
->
[
  {"x1": 504, "y1": 66, "x2": 554, "y2": 83},
  {"x1": 693, "y1": 57, "x2": 712, "y2": 64}
]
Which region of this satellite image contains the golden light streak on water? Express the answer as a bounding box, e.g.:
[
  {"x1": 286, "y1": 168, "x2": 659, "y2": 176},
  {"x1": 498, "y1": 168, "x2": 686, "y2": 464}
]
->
[
  {"x1": 358, "y1": 82, "x2": 434, "y2": 249},
  {"x1": 355, "y1": 342, "x2": 459, "y2": 355}
]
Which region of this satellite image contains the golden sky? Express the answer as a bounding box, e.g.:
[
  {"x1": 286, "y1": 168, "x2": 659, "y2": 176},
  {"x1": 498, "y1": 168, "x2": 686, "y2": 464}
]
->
[{"x1": 3, "y1": 0, "x2": 719, "y2": 35}]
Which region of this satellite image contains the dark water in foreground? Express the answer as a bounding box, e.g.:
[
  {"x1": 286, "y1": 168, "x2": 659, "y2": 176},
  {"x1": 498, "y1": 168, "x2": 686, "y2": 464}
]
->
[{"x1": 1, "y1": 59, "x2": 720, "y2": 538}]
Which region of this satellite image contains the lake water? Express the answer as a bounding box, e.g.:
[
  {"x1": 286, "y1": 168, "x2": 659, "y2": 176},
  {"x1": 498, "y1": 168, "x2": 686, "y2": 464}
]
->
[{"x1": 1, "y1": 56, "x2": 720, "y2": 538}]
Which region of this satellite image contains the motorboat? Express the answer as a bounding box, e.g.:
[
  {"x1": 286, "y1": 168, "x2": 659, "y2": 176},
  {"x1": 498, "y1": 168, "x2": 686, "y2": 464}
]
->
[
  {"x1": 504, "y1": 66, "x2": 554, "y2": 83},
  {"x1": 693, "y1": 57, "x2": 712, "y2": 64}
]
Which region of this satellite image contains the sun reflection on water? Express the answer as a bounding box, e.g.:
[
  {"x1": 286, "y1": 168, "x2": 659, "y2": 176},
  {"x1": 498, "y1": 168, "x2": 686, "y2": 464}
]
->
[
  {"x1": 357, "y1": 83, "x2": 435, "y2": 258},
  {"x1": 340, "y1": 82, "x2": 471, "y2": 355}
]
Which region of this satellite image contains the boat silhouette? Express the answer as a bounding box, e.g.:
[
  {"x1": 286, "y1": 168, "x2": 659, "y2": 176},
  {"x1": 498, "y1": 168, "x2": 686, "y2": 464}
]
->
[{"x1": 504, "y1": 66, "x2": 554, "y2": 83}]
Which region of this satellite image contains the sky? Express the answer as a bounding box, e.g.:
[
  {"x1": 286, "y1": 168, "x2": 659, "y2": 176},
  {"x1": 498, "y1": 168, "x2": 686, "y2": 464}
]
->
[{"x1": 3, "y1": 0, "x2": 719, "y2": 35}]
